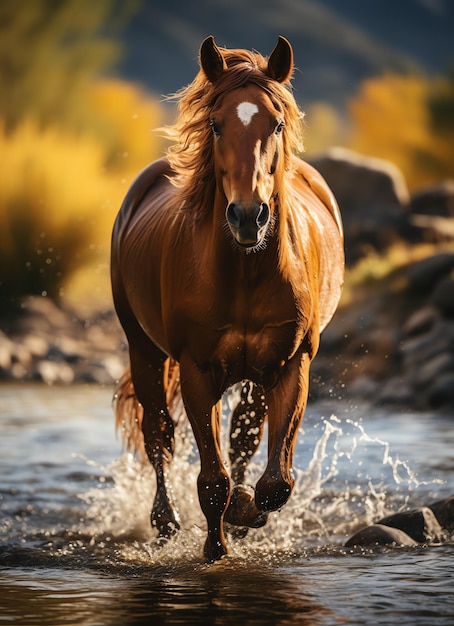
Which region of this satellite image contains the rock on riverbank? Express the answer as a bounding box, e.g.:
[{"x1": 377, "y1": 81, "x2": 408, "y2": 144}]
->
[{"x1": 0, "y1": 296, "x2": 127, "y2": 385}]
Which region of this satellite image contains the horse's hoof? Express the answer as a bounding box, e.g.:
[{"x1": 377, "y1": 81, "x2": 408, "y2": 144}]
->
[
  {"x1": 151, "y1": 512, "x2": 181, "y2": 539},
  {"x1": 255, "y1": 475, "x2": 293, "y2": 512},
  {"x1": 224, "y1": 484, "x2": 269, "y2": 528},
  {"x1": 225, "y1": 525, "x2": 250, "y2": 539},
  {"x1": 203, "y1": 537, "x2": 229, "y2": 563}
]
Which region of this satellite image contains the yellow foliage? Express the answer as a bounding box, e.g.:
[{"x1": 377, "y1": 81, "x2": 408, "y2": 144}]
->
[
  {"x1": 348, "y1": 73, "x2": 453, "y2": 190},
  {"x1": 0, "y1": 78, "x2": 164, "y2": 310},
  {"x1": 304, "y1": 102, "x2": 347, "y2": 156},
  {"x1": 88, "y1": 79, "x2": 164, "y2": 174},
  {"x1": 0, "y1": 0, "x2": 134, "y2": 131}
]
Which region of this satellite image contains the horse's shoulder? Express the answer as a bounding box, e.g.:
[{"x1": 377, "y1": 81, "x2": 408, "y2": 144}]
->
[{"x1": 291, "y1": 156, "x2": 343, "y2": 236}]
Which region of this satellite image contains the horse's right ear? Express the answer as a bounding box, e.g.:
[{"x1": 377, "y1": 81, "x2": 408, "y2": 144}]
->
[
  {"x1": 200, "y1": 36, "x2": 227, "y2": 83},
  {"x1": 267, "y1": 36, "x2": 294, "y2": 83}
]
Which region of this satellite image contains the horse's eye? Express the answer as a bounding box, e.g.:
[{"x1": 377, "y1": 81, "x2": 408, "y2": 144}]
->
[
  {"x1": 275, "y1": 121, "x2": 285, "y2": 135},
  {"x1": 210, "y1": 120, "x2": 221, "y2": 137}
]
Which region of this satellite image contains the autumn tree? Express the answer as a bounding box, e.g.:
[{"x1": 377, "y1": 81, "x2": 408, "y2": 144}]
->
[
  {"x1": 348, "y1": 72, "x2": 453, "y2": 190},
  {"x1": 0, "y1": 0, "x2": 136, "y2": 131}
]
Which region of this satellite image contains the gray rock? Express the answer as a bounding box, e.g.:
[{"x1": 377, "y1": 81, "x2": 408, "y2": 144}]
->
[
  {"x1": 311, "y1": 148, "x2": 410, "y2": 264},
  {"x1": 430, "y1": 275, "x2": 454, "y2": 317},
  {"x1": 345, "y1": 524, "x2": 418, "y2": 548},
  {"x1": 428, "y1": 496, "x2": 454, "y2": 533},
  {"x1": 428, "y1": 372, "x2": 454, "y2": 409},
  {"x1": 402, "y1": 306, "x2": 439, "y2": 339},
  {"x1": 377, "y1": 507, "x2": 444, "y2": 544},
  {"x1": 410, "y1": 180, "x2": 454, "y2": 218},
  {"x1": 35, "y1": 360, "x2": 74, "y2": 384},
  {"x1": 406, "y1": 253, "x2": 454, "y2": 294}
]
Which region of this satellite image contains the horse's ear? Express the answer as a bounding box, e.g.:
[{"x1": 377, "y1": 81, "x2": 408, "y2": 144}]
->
[
  {"x1": 267, "y1": 36, "x2": 294, "y2": 83},
  {"x1": 200, "y1": 36, "x2": 227, "y2": 83}
]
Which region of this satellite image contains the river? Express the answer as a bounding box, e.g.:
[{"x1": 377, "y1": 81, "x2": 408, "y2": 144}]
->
[{"x1": 1, "y1": 384, "x2": 453, "y2": 625}]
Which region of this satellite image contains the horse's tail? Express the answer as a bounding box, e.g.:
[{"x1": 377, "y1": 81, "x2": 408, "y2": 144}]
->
[{"x1": 113, "y1": 358, "x2": 181, "y2": 460}]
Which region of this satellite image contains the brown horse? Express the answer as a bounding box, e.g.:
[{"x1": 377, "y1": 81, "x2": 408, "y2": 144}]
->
[{"x1": 111, "y1": 36, "x2": 344, "y2": 562}]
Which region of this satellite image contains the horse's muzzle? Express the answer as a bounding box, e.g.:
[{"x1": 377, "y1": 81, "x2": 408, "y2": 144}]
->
[{"x1": 226, "y1": 202, "x2": 270, "y2": 247}]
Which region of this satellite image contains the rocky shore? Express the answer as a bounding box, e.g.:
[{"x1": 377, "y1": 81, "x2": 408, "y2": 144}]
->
[
  {"x1": 311, "y1": 249, "x2": 454, "y2": 412},
  {"x1": 0, "y1": 296, "x2": 127, "y2": 386},
  {"x1": 1, "y1": 149, "x2": 453, "y2": 413}
]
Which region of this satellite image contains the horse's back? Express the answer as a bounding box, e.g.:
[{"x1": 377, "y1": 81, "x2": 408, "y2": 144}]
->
[
  {"x1": 112, "y1": 158, "x2": 173, "y2": 244},
  {"x1": 111, "y1": 158, "x2": 177, "y2": 350}
]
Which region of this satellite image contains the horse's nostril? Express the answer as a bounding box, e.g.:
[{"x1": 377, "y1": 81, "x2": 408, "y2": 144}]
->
[
  {"x1": 226, "y1": 203, "x2": 243, "y2": 228},
  {"x1": 256, "y1": 203, "x2": 270, "y2": 228}
]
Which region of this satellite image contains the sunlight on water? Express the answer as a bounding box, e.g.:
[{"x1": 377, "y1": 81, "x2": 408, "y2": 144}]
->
[
  {"x1": 76, "y1": 392, "x2": 445, "y2": 566},
  {"x1": 1, "y1": 386, "x2": 452, "y2": 625}
]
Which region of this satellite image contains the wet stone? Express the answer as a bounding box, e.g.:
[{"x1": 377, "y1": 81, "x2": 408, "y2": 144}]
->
[
  {"x1": 377, "y1": 506, "x2": 444, "y2": 544},
  {"x1": 345, "y1": 524, "x2": 418, "y2": 548},
  {"x1": 428, "y1": 496, "x2": 454, "y2": 533}
]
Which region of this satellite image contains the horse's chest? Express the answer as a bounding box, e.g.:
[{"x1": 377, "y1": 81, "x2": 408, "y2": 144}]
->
[
  {"x1": 218, "y1": 320, "x2": 299, "y2": 388},
  {"x1": 176, "y1": 286, "x2": 301, "y2": 389}
]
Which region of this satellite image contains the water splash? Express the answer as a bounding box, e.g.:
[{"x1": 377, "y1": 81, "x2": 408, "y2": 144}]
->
[{"x1": 74, "y1": 400, "x2": 445, "y2": 565}]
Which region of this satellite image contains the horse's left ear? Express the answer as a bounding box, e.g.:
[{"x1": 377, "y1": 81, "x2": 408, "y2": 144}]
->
[
  {"x1": 267, "y1": 36, "x2": 294, "y2": 83},
  {"x1": 200, "y1": 36, "x2": 227, "y2": 83}
]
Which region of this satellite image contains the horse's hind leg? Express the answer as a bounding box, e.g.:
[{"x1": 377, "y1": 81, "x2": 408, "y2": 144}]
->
[
  {"x1": 128, "y1": 340, "x2": 180, "y2": 538},
  {"x1": 229, "y1": 382, "x2": 266, "y2": 484},
  {"x1": 224, "y1": 382, "x2": 268, "y2": 529}
]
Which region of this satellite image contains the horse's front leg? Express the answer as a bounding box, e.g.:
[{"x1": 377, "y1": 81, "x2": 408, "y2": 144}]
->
[
  {"x1": 179, "y1": 354, "x2": 230, "y2": 562},
  {"x1": 255, "y1": 350, "x2": 311, "y2": 513}
]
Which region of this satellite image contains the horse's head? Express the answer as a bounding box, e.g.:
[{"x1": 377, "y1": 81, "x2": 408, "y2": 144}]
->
[{"x1": 200, "y1": 36, "x2": 294, "y2": 250}]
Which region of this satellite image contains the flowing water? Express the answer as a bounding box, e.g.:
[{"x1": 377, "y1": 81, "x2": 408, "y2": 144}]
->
[{"x1": 0, "y1": 384, "x2": 453, "y2": 625}]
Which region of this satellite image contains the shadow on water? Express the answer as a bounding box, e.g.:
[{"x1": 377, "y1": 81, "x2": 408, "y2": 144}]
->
[
  {"x1": 0, "y1": 559, "x2": 333, "y2": 625},
  {"x1": 2, "y1": 541, "x2": 454, "y2": 625}
]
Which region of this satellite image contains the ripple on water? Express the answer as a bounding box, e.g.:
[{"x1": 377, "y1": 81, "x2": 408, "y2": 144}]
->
[{"x1": 0, "y1": 386, "x2": 453, "y2": 625}]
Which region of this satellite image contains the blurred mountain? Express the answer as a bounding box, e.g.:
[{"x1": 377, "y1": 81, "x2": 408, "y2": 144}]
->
[{"x1": 115, "y1": 0, "x2": 454, "y2": 109}]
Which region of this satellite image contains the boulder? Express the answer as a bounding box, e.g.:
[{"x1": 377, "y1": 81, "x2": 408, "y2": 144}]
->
[
  {"x1": 406, "y1": 252, "x2": 454, "y2": 294},
  {"x1": 345, "y1": 497, "x2": 454, "y2": 549},
  {"x1": 430, "y1": 275, "x2": 454, "y2": 317},
  {"x1": 410, "y1": 180, "x2": 454, "y2": 217},
  {"x1": 409, "y1": 181, "x2": 454, "y2": 242},
  {"x1": 428, "y1": 496, "x2": 454, "y2": 533},
  {"x1": 311, "y1": 147, "x2": 410, "y2": 264},
  {"x1": 377, "y1": 507, "x2": 443, "y2": 544},
  {"x1": 427, "y1": 373, "x2": 454, "y2": 409},
  {"x1": 345, "y1": 524, "x2": 418, "y2": 548}
]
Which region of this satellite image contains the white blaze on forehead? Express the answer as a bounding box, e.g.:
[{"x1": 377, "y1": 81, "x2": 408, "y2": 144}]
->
[{"x1": 237, "y1": 101, "x2": 259, "y2": 126}]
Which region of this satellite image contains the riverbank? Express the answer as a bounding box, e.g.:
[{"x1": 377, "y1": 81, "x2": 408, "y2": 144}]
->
[
  {"x1": 1, "y1": 245, "x2": 454, "y2": 415},
  {"x1": 1, "y1": 150, "x2": 453, "y2": 412},
  {"x1": 0, "y1": 295, "x2": 127, "y2": 386}
]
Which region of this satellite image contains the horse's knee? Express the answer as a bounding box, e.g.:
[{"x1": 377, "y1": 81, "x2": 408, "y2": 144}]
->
[{"x1": 255, "y1": 472, "x2": 294, "y2": 512}]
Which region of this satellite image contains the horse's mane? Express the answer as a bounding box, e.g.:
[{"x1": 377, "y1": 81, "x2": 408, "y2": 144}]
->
[{"x1": 161, "y1": 46, "x2": 305, "y2": 216}]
